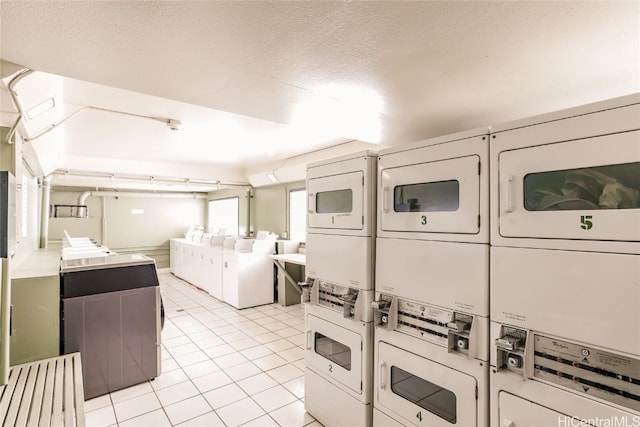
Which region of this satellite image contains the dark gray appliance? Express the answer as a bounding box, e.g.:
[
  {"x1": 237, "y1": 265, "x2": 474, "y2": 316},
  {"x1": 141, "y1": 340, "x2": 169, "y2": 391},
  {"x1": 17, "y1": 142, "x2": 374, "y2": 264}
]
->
[
  {"x1": 0, "y1": 171, "x2": 16, "y2": 258},
  {"x1": 60, "y1": 254, "x2": 162, "y2": 399}
]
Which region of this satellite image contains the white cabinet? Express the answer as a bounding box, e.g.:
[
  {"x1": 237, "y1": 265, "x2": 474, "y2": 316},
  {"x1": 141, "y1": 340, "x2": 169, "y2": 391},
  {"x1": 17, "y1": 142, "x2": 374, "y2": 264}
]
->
[{"x1": 222, "y1": 251, "x2": 273, "y2": 309}]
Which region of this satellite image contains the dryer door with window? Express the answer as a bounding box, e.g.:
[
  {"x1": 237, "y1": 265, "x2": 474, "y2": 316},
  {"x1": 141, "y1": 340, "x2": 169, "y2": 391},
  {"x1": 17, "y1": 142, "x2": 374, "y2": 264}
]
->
[
  {"x1": 306, "y1": 314, "x2": 363, "y2": 395},
  {"x1": 376, "y1": 341, "x2": 477, "y2": 426},
  {"x1": 307, "y1": 171, "x2": 364, "y2": 231},
  {"x1": 498, "y1": 130, "x2": 640, "y2": 242},
  {"x1": 379, "y1": 155, "x2": 480, "y2": 235}
]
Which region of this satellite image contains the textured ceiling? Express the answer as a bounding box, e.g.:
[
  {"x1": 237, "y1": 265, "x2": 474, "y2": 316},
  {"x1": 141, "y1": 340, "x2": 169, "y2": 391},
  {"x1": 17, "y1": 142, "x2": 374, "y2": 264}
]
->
[{"x1": 0, "y1": 1, "x2": 639, "y2": 188}]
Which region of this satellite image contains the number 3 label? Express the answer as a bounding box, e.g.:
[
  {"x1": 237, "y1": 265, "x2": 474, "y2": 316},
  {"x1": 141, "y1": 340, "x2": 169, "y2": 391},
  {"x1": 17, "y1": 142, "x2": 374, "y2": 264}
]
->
[
  {"x1": 580, "y1": 215, "x2": 593, "y2": 230},
  {"x1": 421, "y1": 215, "x2": 427, "y2": 225}
]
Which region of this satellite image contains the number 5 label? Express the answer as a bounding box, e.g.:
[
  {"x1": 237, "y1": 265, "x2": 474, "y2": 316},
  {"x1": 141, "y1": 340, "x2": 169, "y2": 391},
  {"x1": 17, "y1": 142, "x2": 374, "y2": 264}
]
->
[{"x1": 580, "y1": 215, "x2": 593, "y2": 230}]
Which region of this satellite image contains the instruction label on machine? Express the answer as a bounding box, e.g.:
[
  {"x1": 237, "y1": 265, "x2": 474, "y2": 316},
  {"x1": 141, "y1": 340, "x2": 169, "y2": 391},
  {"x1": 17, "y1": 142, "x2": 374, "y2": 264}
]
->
[{"x1": 502, "y1": 311, "x2": 527, "y2": 323}]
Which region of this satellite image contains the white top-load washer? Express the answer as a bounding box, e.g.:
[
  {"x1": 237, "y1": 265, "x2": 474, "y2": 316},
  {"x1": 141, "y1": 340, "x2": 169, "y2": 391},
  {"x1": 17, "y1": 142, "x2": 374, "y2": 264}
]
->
[{"x1": 489, "y1": 94, "x2": 640, "y2": 424}]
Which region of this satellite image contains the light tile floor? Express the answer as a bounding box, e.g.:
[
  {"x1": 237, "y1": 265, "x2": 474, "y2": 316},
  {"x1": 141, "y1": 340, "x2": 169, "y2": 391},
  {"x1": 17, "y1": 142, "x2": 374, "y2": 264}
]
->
[{"x1": 84, "y1": 272, "x2": 321, "y2": 427}]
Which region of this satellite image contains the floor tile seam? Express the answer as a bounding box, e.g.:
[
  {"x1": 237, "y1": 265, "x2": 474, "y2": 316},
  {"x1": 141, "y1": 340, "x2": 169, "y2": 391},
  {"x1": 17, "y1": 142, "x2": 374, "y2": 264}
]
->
[
  {"x1": 110, "y1": 389, "x2": 167, "y2": 424},
  {"x1": 245, "y1": 391, "x2": 302, "y2": 419},
  {"x1": 150, "y1": 380, "x2": 216, "y2": 425}
]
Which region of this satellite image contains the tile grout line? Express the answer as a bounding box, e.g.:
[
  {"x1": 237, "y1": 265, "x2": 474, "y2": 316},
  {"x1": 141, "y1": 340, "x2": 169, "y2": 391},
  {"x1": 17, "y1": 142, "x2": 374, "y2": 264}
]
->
[{"x1": 86, "y1": 272, "x2": 313, "y2": 427}]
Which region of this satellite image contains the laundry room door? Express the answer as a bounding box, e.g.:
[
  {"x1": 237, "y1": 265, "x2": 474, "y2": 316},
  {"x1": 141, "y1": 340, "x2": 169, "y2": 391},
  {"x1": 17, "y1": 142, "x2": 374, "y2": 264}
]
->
[
  {"x1": 379, "y1": 155, "x2": 480, "y2": 234},
  {"x1": 498, "y1": 130, "x2": 640, "y2": 242},
  {"x1": 307, "y1": 171, "x2": 364, "y2": 231},
  {"x1": 306, "y1": 314, "x2": 363, "y2": 395},
  {"x1": 376, "y1": 341, "x2": 477, "y2": 426}
]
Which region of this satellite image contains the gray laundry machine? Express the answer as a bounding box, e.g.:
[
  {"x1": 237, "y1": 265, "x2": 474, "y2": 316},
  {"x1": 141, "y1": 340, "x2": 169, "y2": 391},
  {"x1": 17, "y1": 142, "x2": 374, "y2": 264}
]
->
[{"x1": 60, "y1": 254, "x2": 162, "y2": 399}]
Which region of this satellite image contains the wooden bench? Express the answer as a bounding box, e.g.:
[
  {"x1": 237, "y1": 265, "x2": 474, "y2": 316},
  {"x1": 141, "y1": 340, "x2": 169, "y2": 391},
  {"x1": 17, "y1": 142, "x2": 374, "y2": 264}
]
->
[{"x1": 0, "y1": 353, "x2": 85, "y2": 426}]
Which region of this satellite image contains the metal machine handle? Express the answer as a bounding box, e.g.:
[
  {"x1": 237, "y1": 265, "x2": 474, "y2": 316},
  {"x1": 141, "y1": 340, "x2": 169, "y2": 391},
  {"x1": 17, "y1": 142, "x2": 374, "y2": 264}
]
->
[
  {"x1": 382, "y1": 187, "x2": 390, "y2": 213},
  {"x1": 379, "y1": 361, "x2": 387, "y2": 389},
  {"x1": 306, "y1": 331, "x2": 312, "y2": 349},
  {"x1": 503, "y1": 176, "x2": 514, "y2": 213},
  {"x1": 308, "y1": 193, "x2": 315, "y2": 214}
]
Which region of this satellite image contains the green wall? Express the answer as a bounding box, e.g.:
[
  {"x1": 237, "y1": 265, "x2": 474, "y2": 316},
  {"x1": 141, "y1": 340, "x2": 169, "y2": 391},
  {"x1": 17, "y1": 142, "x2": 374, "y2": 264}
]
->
[
  {"x1": 252, "y1": 180, "x2": 305, "y2": 240},
  {"x1": 207, "y1": 187, "x2": 252, "y2": 237},
  {"x1": 48, "y1": 181, "x2": 306, "y2": 266},
  {"x1": 49, "y1": 190, "x2": 206, "y2": 268}
]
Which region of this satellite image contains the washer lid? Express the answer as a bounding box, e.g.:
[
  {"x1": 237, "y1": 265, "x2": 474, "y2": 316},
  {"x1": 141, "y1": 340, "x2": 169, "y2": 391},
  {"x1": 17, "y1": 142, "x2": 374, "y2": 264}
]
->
[{"x1": 60, "y1": 253, "x2": 155, "y2": 273}]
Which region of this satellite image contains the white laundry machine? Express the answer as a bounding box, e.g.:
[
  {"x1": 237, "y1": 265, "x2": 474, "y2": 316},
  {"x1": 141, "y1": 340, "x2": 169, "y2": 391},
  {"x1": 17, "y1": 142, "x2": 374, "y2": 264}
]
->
[
  {"x1": 306, "y1": 150, "x2": 377, "y2": 292},
  {"x1": 373, "y1": 128, "x2": 491, "y2": 426},
  {"x1": 489, "y1": 94, "x2": 640, "y2": 425},
  {"x1": 202, "y1": 235, "x2": 226, "y2": 300},
  {"x1": 305, "y1": 300, "x2": 374, "y2": 426},
  {"x1": 305, "y1": 151, "x2": 377, "y2": 427}
]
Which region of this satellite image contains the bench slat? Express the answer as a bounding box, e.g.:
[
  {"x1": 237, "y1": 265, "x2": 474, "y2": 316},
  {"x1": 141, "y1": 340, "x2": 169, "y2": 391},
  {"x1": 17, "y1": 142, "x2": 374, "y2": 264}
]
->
[
  {"x1": 0, "y1": 353, "x2": 85, "y2": 426},
  {"x1": 63, "y1": 357, "x2": 73, "y2": 426},
  {"x1": 4, "y1": 365, "x2": 29, "y2": 427},
  {"x1": 38, "y1": 360, "x2": 55, "y2": 427},
  {"x1": 0, "y1": 367, "x2": 20, "y2": 425},
  {"x1": 28, "y1": 363, "x2": 47, "y2": 427},
  {"x1": 72, "y1": 355, "x2": 85, "y2": 426},
  {"x1": 15, "y1": 364, "x2": 38, "y2": 427},
  {"x1": 50, "y1": 358, "x2": 64, "y2": 426}
]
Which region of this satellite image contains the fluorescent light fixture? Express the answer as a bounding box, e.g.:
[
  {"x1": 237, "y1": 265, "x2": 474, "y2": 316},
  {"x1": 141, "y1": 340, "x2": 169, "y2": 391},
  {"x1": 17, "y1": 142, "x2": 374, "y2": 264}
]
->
[
  {"x1": 267, "y1": 172, "x2": 278, "y2": 183},
  {"x1": 25, "y1": 97, "x2": 56, "y2": 120}
]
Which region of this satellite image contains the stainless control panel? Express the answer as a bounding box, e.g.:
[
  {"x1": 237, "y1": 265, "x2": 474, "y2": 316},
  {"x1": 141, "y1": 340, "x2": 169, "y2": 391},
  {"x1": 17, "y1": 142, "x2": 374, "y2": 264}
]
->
[
  {"x1": 533, "y1": 335, "x2": 640, "y2": 412},
  {"x1": 373, "y1": 294, "x2": 479, "y2": 356},
  {"x1": 307, "y1": 279, "x2": 372, "y2": 322}
]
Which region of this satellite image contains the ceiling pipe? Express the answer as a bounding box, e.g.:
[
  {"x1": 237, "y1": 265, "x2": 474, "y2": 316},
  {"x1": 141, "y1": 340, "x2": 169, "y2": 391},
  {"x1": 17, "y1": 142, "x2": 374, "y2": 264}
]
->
[
  {"x1": 4, "y1": 67, "x2": 182, "y2": 143},
  {"x1": 77, "y1": 190, "x2": 207, "y2": 217},
  {"x1": 53, "y1": 170, "x2": 248, "y2": 189},
  {"x1": 39, "y1": 175, "x2": 52, "y2": 248},
  {"x1": 4, "y1": 68, "x2": 35, "y2": 145},
  {"x1": 4, "y1": 116, "x2": 21, "y2": 145},
  {"x1": 21, "y1": 105, "x2": 181, "y2": 143}
]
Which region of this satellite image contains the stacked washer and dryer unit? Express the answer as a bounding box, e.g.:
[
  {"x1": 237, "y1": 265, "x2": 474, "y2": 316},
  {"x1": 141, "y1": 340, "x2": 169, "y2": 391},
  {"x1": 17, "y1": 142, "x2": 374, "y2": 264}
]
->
[
  {"x1": 301, "y1": 94, "x2": 639, "y2": 427},
  {"x1": 372, "y1": 128, "x2": 491, "y2": 427},
  {"x1": 304, "y1": 151, "x2": 378, "y2": 426},
  {"x1": 489, "y1": 95, "x2": 640, "y2": 425}
]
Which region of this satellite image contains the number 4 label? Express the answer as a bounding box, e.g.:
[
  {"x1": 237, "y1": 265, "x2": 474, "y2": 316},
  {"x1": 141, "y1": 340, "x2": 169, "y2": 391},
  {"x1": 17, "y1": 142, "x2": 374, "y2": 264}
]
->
[{"x1": 580, "y1": 215, "x2": 593, "y2": 230}]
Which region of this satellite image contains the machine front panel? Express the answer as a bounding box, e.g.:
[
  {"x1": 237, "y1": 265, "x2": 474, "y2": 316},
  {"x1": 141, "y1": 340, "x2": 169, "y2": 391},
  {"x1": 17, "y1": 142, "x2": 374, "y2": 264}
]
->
[
  {"x1": 376, "y1": 238, "x2": 489, "y2": 317},
  {"x1": 379, "y1": 155, "x2": 480, "y2": 235},
  {"x1": 307, "y1": 171, "x2": 364, "y2": 231},
  {"x1": 306, "y1": 233, "x2": 373, "y2": 291},
  {"x1": 497, "y1": 130, "x2": 640, "y2": 243},
  {"x1": 306, "y1": 314, "x2": 364, "y2": 394},
  {"x1": 376, "y1": 341, "x2": 477, "y2": 427},
  {"x1": 491, "y1": 246, "x2": 640, "y2": 356}
]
